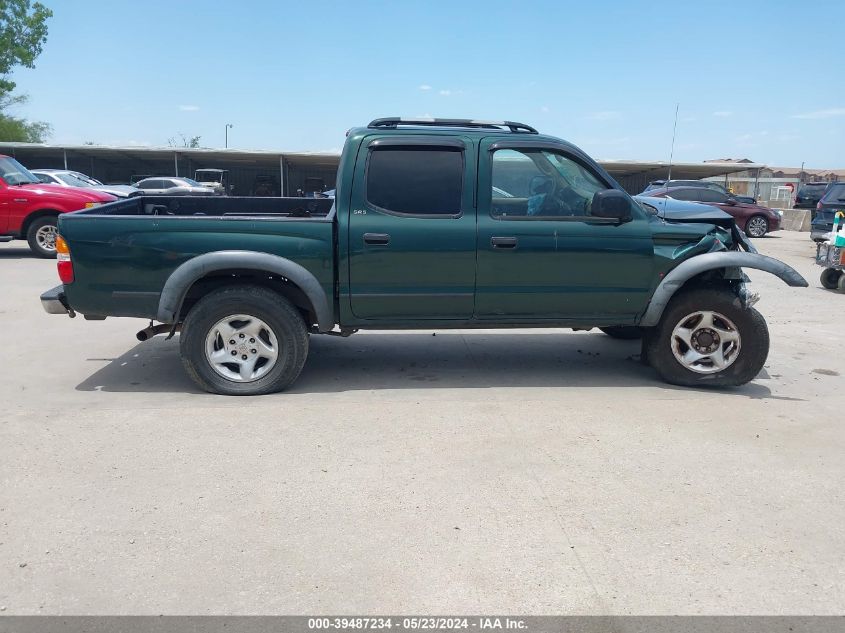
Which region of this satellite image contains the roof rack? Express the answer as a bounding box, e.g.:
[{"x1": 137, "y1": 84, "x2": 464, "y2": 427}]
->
[{"x1": 368, "y1": 117, "x2": 538, "y2": 134}]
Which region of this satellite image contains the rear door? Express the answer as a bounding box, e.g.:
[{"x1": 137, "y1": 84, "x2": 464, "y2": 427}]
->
[{"x1": 347, "y1": 135, "x2": 477, "y2": 319}]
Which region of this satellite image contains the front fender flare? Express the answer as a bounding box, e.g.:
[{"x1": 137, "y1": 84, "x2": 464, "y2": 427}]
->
[
  {"x1": 639, "y1": 252, "x2": 807, "y2": 327},
  {"x1": 156, "y1": 251, "x2": 333, "y2": 332}
]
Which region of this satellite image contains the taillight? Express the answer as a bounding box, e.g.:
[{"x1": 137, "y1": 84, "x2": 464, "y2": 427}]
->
[
  {"x1": 817, "y1": 201, "x2": 823, "y2": 210},
  {"x1": 56, "y1": 235, "x2": 74, "y2": 284}
]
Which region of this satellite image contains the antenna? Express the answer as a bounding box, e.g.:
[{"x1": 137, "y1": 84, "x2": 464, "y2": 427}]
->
[{"x1": 666, "y1": 103, "x2": 679, "y2": 183}]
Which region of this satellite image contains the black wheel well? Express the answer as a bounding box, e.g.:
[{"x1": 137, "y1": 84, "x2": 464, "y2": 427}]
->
[
  {"x1": 22, "y1": 210, "x2": 60, "y2": 237},
  {"x1": 673, "y1": 269, "x2": 740, "y2": 296},
  {"x1": 178, "y1": 270, "x2": 317, "y2": 327}
]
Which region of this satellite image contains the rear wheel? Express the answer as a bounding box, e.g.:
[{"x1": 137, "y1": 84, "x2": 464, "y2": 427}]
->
[
  {"x1": 745, "y1": 214, "x2": 769, "y2": 238},
  {"x1": 646, "y1": 288, "x2": 769, "y2": 387},
  {"x1": 820, "y1": 268, "x2": 842, "y2": 290},
  {"x1": 26, "y1": 216, "x2": 59, "y2": 258},
  {"x1": 599, "y1": 326, "x2": 642, "y2": 340},
  {"x1": 180, "y1": 285, "x2": 309, "y2": 395}
]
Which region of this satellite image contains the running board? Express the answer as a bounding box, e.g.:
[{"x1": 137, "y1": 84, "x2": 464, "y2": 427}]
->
[{"x1": 0, "y1": 236, "x2": 13, "y2": 242}]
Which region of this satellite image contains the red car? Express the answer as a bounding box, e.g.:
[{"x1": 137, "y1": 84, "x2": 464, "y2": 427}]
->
[
  {"x1": 0, "y1": 155, "x2": 116, "y2": 257},
  {"x1": 640, "y1": 186, "x2": 782, "y2": 237}
]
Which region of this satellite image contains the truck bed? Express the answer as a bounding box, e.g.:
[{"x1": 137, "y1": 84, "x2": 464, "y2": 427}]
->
[
  {"x1": 58, "y1": 195, "x2": 336, "y2": 320},
  {"x1": 84, "y1": 195, "x2": 334, "y2": 218}
]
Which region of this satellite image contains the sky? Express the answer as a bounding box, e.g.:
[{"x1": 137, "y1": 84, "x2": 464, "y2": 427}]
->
[{"x1": 7, "y1": 0, "x2": 845, "y2": 167}]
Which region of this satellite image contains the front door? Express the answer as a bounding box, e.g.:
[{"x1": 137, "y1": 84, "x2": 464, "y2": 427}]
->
[
  {"x1": 348, "y1": 136, "x2": 477, "y2": 320},
  {"x1": 0, "y1": 179, "x2": 9, "y2": 233},
  {"x1": 475, "y1": 141, "x2": 655, "y2": 321}
]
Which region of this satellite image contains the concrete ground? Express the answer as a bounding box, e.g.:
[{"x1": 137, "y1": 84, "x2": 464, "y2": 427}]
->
[{"x1": 0, "y1": 231, "x2": 842, "y2": 615}]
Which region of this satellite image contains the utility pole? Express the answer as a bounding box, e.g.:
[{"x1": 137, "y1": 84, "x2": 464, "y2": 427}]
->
[{"x1": 225, "y1": 123, "x2": 233, "y2": 148}]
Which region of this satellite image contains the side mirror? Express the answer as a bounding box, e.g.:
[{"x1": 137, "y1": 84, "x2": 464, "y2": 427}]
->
[
  {"x1": 592, "y1": 189, "x2": 633, "y2": 222},
  {"x1": 725, "y1": 197, "x2": 738, "y2": 206}
]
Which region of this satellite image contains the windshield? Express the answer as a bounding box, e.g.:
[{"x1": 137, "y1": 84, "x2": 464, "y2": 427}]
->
[
  {"x1": 821, "y1": 183, "x2": 845, "y2": 202},
  {"x1": 70, "y1": 172, "x2": 102, "y2": 186},
  {"x1": 195, "y1": 171, "x2": 223, "y2": 183},
  {"x1": 57, "y1": 173, "x2": 94, "y2": 188},
  {"x1": 0, "y1": 157, "x2": 41, "y2": 185}
]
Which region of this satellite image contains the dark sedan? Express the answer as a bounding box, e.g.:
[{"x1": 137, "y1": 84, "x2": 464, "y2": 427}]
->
[
  {"x1": 640, "y1": 186, "x2": 782, "y2": 237},
  {"x1": 642, "y1": 179, "x2": 756, "y2": 204},
  {"x1": 794, "y1": 182, "x2": 831, "y2": 209},
  {"x1": 811, "y1": 182, "x2": 845, "y2": 241}
]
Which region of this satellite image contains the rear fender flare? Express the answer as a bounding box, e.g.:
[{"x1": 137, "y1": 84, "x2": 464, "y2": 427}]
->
[
  {"x1": 639, "y1": 252, "x2": 808, "y2": 327},
  {"x1": 156, "y1": 250, "x2": 333, "y2": 331}
]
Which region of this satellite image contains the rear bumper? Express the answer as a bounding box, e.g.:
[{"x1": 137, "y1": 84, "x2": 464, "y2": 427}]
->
[{"x1": 40, "y1": 284, "x2": 74, "y2": 316}]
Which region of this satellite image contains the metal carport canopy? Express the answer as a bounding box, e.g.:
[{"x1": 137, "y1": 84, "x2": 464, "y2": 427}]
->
[
  {"x1": 0, "y1": 142, "x2": 762, "y2": 186},
  {"x1": 599, "y1": 159, "x2": 763, "y2": 181}
]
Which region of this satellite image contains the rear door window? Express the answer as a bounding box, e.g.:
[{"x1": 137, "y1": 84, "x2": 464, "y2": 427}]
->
[
  {"x1": 694, "y1": 189, "x2": 729, "y2": 203},
  {"x1": 366, "y1": 147, "x2": 463, "y2": 216}
]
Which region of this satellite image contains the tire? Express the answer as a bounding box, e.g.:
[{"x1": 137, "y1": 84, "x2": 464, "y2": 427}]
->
[
  {"x1": 599, "y1": 326, "x2": 643, "y2": 340},
  {"x1": 745, "y1": 214, "x2": 769, "y2": 238},
  {"x1": 646, "y1": 288, "x2": 769, "y2": 388},
  {"x1": 838, "y1": 274, "x2": 845, "y2": 294},
  {"x1": 26, "y1": 216, "x2": 59, "y2": 258},
  {"x1": 820, "y1": 268, "x2": 842, "y2": 290},
  {"x1": 179, "y1": 285, "x2": 309, "y2": 395}
]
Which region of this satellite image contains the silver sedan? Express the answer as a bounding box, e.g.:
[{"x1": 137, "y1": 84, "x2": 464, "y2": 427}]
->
[{"x1": 133, "y1": 177, "x2": 215, "y2": 196}]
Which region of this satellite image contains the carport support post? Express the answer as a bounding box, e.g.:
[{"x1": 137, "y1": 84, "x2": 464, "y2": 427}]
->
[
  {"x1": 63, "y1": 149, "x2": 68, "y2": 170},
  {"x1": 174, "y1": 152, "x2": 178, "y2": 177},
  {"x1": 279, "y1": 156, "x2": 286, "y2": 197}
]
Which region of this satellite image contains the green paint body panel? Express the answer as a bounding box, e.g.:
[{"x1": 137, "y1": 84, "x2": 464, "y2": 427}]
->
[{"x1": 56, "y1": 125, "x2": 732, "y2": 330}]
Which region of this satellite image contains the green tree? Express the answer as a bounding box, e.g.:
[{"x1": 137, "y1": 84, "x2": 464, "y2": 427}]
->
[
  {"x1": 0, "y1": 0, "x2": 53, "y2": 142},
  {"x1": 0, "y1": 91, "x2": 50, "y2": 141},
  {"x1": 168, "y1": 133, "x2": 202, "y2": 148}
]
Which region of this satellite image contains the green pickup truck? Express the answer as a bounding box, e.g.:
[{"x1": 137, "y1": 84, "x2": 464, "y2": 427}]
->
[{"x1": 41, "y1": 117, "x2": 807, "y2": 395}]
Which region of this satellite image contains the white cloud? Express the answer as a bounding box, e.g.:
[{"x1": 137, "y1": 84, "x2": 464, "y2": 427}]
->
[
  {"x1": 586, "y1": 111, "x2": 621, "y2": 121},
  {"x1": 179, "y1": 105, "x2": 200, "y2": 112},
  {"x1": 790, "y1": 107, "x2": 845, "y2": 120},
  {"x1": 439, "y1": 89, "x2": 451, "y2": 96},
  {"x1": 713, "y1": 111, "x2": 733, "y2": 117},
  {"x1": 418, "y1": 84, "x2": 432, "y2": 91}
]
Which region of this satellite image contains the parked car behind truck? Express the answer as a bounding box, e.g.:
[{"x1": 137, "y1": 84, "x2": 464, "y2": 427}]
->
[
  {"x1": 0, "y1": 155, "x2": 116, "y2": 257},
  {"x1": 639, "y1": 186, "x2": 782, "y2": 237},
  {"x1": 32, "y1": 169, "x2": 141, "y2": 198},
  {"x1": 811, "y1": 182, "x2": 845, "y2": 241},
  {"x1": 41, "y1": 118, "x2": 807, "y2": 395}
]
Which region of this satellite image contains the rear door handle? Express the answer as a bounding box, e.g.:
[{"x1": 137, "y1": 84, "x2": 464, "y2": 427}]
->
[
  {"x1": 363, "y1": 232, "x2": 390, "y2": 245},
  {"x1": 491, "y1": 236, "x2": 518, "y2": 249}
]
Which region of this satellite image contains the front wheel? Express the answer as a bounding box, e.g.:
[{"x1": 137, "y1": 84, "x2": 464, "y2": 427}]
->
[
  {"x1": 26, "y1": 216, "x2": 59, "y2": 258},
  {"x1": 745, "y1": 214, "x2": 769, "y2": 238},
  {"x1": 645, "y1": 288, "x2": 769, "y2": 387},
  {"x1": 180, "y1": 285, "x2": 309, "y2": 395}
]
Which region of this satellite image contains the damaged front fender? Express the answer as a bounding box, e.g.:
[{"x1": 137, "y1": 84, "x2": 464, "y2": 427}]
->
[{"x1": 639, "y1": 252, "x2": 808, "y2": 327}]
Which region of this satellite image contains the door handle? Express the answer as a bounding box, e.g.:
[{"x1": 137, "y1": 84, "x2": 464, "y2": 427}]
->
[
  {"x1": 491, "y1": 236, "x2": 518, "y2": 249},
  {"x1": 363, "y1": 232, "x2": 390, "y2": 245}
]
